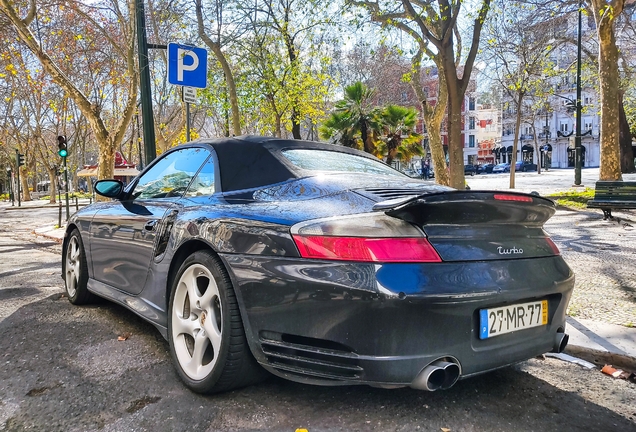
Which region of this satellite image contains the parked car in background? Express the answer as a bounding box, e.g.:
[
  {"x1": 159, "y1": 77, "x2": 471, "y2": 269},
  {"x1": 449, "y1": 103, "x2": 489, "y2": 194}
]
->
[
  {"x1": 61, "y1": 136, "x2": 573, "y2": 395},
  {"x1": 492, "y1": 163, "x2": 511, "y2": 173},
  {"x1": 515, "y1": 161, "x2": 538, "y2": 172},
  {"x1": 479, "y1": 163, "x2": 495, "y2": 174},
  {"x1": 464, "y1": 164, "x2": 477, "y2": 176}
]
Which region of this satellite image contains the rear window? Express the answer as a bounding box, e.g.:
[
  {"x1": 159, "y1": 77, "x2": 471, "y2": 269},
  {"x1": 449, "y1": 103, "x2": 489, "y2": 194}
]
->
[{"x1": 281, "y1": 149, "x2": 405, "y2": 177}]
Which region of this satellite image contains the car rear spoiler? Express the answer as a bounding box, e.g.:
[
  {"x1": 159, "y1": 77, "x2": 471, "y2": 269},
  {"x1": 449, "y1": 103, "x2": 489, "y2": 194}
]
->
[{"x1": 373, "y1": 190, "x2": 557, "y2": 227}]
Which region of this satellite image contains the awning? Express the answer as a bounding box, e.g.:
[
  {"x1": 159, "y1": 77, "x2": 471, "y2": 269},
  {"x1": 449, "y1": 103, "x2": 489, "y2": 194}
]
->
[
  {"x1": 506, "y1": 145, "x2": 513, "y2": 153},
  {"x1": 521, "y1": 144, "x2": 534, "y2": 153},
  {"x1": 76, "y1": 167, "x2": 140, "y2": 177},
  {"x1": 76, "y1": 167, "x2": 97, "y2": 177}
]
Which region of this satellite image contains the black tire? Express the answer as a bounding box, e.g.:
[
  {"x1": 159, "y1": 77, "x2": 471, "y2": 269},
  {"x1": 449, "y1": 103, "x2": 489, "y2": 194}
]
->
[
  {"x1": 63, "y1": 229, "x2": 95, "y2": 305},
  {"x1": 168, "y1": 250, "x2": 266, "y2": 394}
]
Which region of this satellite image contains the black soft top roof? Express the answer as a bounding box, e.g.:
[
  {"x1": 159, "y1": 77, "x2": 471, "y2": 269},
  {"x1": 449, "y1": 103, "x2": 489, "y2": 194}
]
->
[{"x1": 196, "y1": 135, "x2": 379, "y2": 192}]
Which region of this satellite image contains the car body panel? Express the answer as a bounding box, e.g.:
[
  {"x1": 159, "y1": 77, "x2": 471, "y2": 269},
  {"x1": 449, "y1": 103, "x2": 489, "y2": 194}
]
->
[
  {"x1": 492, "y1": 163, "x2": 510, "y2": 173},
  {"x1": 516, "y1": 161, "x2": 538, "y2": 172}
]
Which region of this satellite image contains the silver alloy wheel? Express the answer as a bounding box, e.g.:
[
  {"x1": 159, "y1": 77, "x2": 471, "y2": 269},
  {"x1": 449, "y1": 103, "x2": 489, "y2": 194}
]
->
[
  {"x1": 65, "y1": 236, "x2": 81, "y2": 298},
  {"x1": 171, "y1": 263, "x2": 223, "y2": 381}
]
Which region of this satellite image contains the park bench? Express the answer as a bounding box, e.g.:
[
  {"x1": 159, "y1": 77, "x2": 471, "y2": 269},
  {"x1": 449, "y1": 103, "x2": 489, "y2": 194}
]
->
[{"x1": 587, "y1": 181, "x2": 636, "y2": 220}]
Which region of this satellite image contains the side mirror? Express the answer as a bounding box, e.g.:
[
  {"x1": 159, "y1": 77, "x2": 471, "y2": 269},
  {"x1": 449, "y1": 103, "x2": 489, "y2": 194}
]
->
[{"x1": 94, "y1": 179, "x2": 124, "y2": 199}]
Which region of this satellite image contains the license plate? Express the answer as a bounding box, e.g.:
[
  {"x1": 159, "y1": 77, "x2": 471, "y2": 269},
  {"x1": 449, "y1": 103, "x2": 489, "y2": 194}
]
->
[{"x1": 479, "y1": 300, "x2": 548, "y2": 339}]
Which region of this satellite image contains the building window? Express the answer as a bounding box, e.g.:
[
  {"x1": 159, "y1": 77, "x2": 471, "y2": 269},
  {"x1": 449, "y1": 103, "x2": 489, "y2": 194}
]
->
[
  {"x1": 560, "y1": 122, "x2": 569, "y2": 132},
  {"x1": 584, "y1": 121, "x2": 593, "y2": 131},
  {"x1": 469, "y1": 117, "x2": 475, "y2": 129},
  {"x1": 469, "y1": 97, "x2": 475, "y2": 111},
  {"x1": 469, "y1": 135, "x2": 475, "y2": 148},
  {"x1": 584, "y1": 96, "x2": 592, "y2": 105}
]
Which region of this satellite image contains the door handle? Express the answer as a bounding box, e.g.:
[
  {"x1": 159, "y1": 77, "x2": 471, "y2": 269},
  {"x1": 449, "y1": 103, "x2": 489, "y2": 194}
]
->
[{"x1": 144, "y1": 220, "x2": 158, "y2": 231}]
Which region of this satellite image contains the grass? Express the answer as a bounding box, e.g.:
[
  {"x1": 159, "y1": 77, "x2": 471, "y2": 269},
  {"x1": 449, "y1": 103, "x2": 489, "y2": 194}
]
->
[
  {"x1": 39, "y1": 192, "x2": 93, "y2": 200},
  {"x1": 546, "y1": 187, "x2": 595, "y2": 210}
]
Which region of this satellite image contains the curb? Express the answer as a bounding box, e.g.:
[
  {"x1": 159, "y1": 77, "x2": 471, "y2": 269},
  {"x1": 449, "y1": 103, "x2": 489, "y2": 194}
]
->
[{"x1": 564, "y1": 345, "x2": 636, "y2": 371}]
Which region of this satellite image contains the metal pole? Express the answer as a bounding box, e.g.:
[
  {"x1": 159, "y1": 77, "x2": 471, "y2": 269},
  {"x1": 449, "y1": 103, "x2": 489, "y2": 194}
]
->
[
  {"x1": 574, "y1": 0, "x2": 583, "y2": 185},
  {"x1": 186, "y1": 102, "x2": 191, "y2": 141},
  {"x1": 545, "y1": 111, "x2": 549, "y2": 171},
  {"x1": 15, "y1": 149, "x2": 21, "y2": 207},
  {"x1": 63, "y1": 156, "x2": 70, "y2": 220},
  {"x1": 136, "y1": 0, "x2": 157, "y2": 166},
  {"x1": 7, "y1": 170, "x2": 14, "y2": 206}
]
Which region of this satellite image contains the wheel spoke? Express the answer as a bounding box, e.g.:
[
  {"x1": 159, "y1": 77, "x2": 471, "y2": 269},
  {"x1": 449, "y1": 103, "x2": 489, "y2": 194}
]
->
[
  {"x1": 184, "y1": 331, "x2": 210, "y2": 376},
  {"x1": 70, "y1": 240, "x2": 79, "y2": 261},
  {"x1": 172, "y1": 313, "x2": 199, "y2": 337},
  {"x1": 66, "y1": 269, "x2": 76, "y2": 296},
  {"x1": 184, "y1": 269, "x2": 203, "y2": 311},
  {"x1": 198, "y1": 277, "x2": 219, "y2": 310}
]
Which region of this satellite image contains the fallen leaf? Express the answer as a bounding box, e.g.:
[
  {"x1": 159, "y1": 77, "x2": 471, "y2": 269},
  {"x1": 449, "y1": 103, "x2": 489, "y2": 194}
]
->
[
  {"x1": 441, "y1": 428, "x2": 451, "y2": 432},
  {"x1": 601, "y1": 364, "x2": 624, "y2": 378},
  {"x1": 117, "y1": 332, "x2": 132, "y2": 341}
]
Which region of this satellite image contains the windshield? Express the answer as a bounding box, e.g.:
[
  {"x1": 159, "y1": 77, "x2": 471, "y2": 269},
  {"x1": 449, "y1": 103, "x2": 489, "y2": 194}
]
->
[{"x1": 281, "y1": 149, "x2": 405, "y2": 177}]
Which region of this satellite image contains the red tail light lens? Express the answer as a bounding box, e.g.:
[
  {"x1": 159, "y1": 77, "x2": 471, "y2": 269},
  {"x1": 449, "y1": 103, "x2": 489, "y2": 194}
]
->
[
  {"x1": 545, "y1": 238, "x2": 561, "y2": 255},
  {"x1": 292, "y1": 235, "x2": 442, "y2": 263},
  {"x1": 494, "y1": 194, "x2": 533, "y2": 202}
]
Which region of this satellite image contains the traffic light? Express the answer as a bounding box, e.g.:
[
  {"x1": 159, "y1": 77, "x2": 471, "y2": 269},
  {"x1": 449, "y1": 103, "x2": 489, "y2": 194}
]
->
[
  {"x1": 17, "y1": 153, "x2": 25, "y2": 167},
  {"x1": 57, "y1": 135, "x2": 68, "y2": 157}
]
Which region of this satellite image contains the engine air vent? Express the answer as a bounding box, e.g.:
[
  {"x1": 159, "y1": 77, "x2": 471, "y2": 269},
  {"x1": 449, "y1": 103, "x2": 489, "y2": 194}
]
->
[{"x1": 259, "y1": 332, "x2": 362, "y2": 381}]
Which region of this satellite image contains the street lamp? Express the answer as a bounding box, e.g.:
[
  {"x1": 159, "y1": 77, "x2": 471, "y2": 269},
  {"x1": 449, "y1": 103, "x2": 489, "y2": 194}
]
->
[{"x1": 574, "y1": 0, "x2": 583, "y2": 186}]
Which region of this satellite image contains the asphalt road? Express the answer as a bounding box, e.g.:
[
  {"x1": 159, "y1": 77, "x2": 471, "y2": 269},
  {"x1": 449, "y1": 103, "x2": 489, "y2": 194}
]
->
[{"x1": 1, "y1": 194, "x2": 635, "y2": 431}]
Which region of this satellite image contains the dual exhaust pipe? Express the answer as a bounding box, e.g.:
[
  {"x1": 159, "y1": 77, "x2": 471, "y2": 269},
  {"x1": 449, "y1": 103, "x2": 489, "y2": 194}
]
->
[
  {"x1": 410, "y1": 360, "x2": 460, "y2": 392},
  {"x1": 411, "y1": 332, "x2": 569, "y2": 392}
]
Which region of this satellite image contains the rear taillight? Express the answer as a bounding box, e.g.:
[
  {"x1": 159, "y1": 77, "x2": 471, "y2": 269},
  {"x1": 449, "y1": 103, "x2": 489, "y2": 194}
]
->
[
  {"x1": 291, "y1": 213, "x2": 442, "y2": 263},
  {"x1": 546, "y1": 238, "x2": 561, "y2": 255},
  {"x1": 293, "y1": 236, "x2": 442, "y2": 262},
  {"x1": 493, "y1": 194, "x2": 533, "y2": 202}
]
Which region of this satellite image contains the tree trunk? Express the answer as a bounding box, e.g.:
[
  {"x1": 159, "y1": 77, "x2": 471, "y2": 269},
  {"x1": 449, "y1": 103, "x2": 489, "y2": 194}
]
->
[
  {"x1": 509, "y1": 97, "x2": 523, "y2": 189},
  {"x1": 593, "y1": 0, "x2": 623, "y2": 181},
  {"x1": 446, "y1": 91, "x2": 465, "y2": 189},
  {"x1": 411, "y1": 64, "x2": 449, "y2": 186},
  {"x1": 618, "y1": 91, "x2": 635, "y2": 173},
  {"x1": 19, "y1": 166, "x2": 31, "y2": 202},
  {"x1": 196, "y1": 0, "x2": 241, "y2": 137},
  {"x1": 48, "y1": 167, "x2": 57, "y2": 204}
]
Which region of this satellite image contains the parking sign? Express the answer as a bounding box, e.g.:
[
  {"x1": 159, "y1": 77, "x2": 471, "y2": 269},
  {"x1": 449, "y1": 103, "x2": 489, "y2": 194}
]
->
[{"x1": 168, "y1": 43, "x2": 208, "y2": 89}]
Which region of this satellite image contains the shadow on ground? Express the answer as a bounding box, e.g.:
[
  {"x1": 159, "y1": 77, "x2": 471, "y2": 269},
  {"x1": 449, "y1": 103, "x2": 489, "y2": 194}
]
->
[{"x1": 0, "y1": 294, "x2": 634, "y2": 431}]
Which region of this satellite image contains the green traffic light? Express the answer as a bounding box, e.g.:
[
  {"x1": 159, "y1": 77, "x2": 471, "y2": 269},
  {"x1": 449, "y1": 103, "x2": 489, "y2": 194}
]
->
[{"x1": 58, "y1": 149, "x2": 68, "y2": 157}]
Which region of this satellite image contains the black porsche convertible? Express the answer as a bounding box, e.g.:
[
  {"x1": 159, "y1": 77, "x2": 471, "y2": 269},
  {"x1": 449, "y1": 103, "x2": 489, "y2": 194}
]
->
[{"x1": 62, "y1": 135, "x2": 574, "y2": 394}]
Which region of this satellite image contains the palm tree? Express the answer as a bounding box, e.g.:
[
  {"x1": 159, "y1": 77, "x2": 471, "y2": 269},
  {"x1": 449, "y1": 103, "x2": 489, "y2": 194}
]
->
[
  {"x1": 377, "y1": 105, "x2": 423, "y2": 165},
  {"x1": 321, "y1": 82, "x2": 379, "y2": 155},
  {"x1": 319, "y1": 111, "x2": 360, "y2": 149}
]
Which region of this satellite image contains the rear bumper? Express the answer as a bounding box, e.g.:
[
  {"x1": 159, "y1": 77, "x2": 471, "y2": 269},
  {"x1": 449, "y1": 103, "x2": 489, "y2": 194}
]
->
[{"x1": 222, "y1": 254, "x2": 574, "y2": 387}]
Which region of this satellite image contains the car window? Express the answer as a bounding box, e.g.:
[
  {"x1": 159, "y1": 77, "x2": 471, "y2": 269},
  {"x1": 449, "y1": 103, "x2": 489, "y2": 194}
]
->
[
  {"x1": 132, "y1": 148, "x2": 211, "y2": 199},
  {"x1": 184, "y1": 156, "x2": 215, "y2": 197},
  {"x1": 281, "y1": 149, "x2": 405, "y2": 177}
]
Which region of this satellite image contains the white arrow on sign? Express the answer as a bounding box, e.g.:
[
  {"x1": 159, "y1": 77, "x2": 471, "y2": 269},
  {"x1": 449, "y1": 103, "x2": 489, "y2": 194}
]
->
[{"x1": 182, "y1": 87, "x2": 197, "y2": 104}]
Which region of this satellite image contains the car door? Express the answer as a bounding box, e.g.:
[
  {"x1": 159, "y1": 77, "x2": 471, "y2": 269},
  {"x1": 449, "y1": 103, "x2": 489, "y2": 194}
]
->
[{"x1": 89, "y1": 147, "x2": 212, "y2": 295}]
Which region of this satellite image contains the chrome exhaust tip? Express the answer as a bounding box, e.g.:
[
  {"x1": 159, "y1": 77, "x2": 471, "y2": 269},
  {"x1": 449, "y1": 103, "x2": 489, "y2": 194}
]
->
[
  {"x1": 411, "y1": 359, "x2": 461, "y2": 391},
  {"x1": 552, "y1": 332, "x2": 569, "y2": 353}
]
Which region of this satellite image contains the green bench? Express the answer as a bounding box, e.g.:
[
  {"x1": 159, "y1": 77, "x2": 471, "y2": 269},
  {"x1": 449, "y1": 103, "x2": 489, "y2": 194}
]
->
[{"x1": 587, "y1": 181, "x2": 636, "y2": 220}]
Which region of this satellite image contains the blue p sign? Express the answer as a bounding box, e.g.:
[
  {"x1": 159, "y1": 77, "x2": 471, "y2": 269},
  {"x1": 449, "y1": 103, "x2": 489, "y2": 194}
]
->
[{"x1": 168, "y1": 43, "x2": 208, "y2": 89}]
